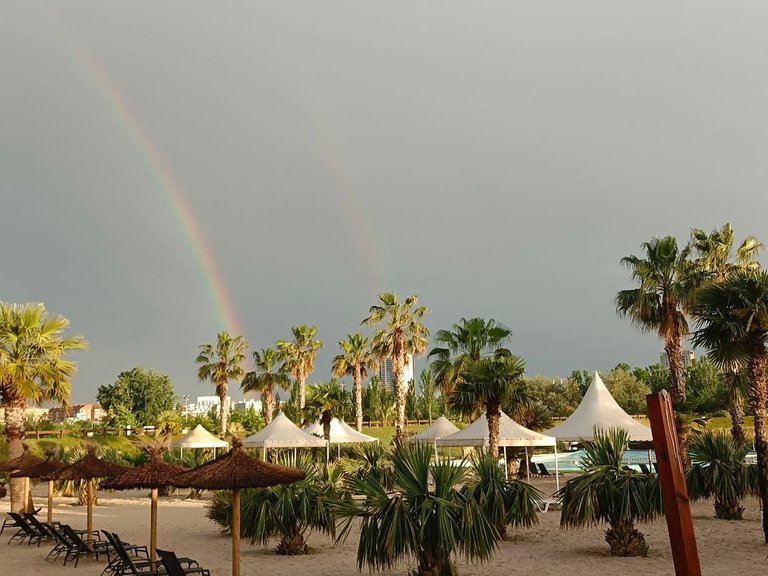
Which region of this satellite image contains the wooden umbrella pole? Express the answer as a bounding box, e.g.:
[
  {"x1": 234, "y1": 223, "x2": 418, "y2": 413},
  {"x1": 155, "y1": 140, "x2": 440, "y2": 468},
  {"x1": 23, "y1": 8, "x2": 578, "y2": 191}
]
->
[
  {"x1": 87, "y1": 479, "x2": 94, "y2": 548},
  {"x1": 151, "y1": 488, "x2": 158, "y2": 566},
  {"x1": 232, "y1": 489, "x2": 241, "y2": 576},
  {"x1": 47, "y1": 480, "x2": 54, "y2": 524}
]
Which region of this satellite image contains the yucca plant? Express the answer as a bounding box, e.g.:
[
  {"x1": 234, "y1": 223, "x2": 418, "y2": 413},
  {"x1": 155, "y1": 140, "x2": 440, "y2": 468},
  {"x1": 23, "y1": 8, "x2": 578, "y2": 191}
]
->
[
  {"x1": 462, "y1": 452, "x2": 543, "y2": 539},
  {"x1": 335, "y1": 443, "x2": 498, "y2": 576},
  {"x1": 686, "y1": 430, "x2": 757, "y2": 520},
  {"x1": 557, "y1": 428, "x2": 662, "y2": 557},
  {"x1": 338, "y1": 442, "x2": 394, "y2": 491},
  {"x1": 206, "y1": 453, "x2": 345, "y2": 555}
]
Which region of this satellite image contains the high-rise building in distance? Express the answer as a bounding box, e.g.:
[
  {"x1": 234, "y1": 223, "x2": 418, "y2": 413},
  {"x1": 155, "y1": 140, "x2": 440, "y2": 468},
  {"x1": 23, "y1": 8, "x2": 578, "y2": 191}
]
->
[{"x1": 379, "y1": 353, "x2": 414, "y2": 392}]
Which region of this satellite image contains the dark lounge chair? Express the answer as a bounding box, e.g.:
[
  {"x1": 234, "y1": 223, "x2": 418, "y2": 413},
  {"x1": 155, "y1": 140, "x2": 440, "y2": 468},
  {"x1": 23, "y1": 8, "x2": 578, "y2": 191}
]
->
[
  {"x1": 157, "y1": 548, "x2": 210, "y2": 576},
  {"x1": 1, "y1": 513, "x2": 20, "y2": 536},
  {"x1": 6, "y1": 512, "x2": 45, "y2": 546},
  {"x1": 100, "y1": 531, "x2": 150, "y2": 576},
  {"x1": 60, "y1": 524, "x2": 111, "y2": 566},
  {"x1": 537, "y1": 463, "x2": 555, "y2": 477},
  {"x1": 639, "y1": 463, "x2": 651, "y2": 475}
]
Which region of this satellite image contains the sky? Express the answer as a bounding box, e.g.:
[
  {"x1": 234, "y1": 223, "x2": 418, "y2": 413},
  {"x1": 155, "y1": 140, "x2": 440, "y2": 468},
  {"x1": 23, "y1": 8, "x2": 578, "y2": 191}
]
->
[{"x1": 2, "y1": 2, "x2": 768, "y2": 403}]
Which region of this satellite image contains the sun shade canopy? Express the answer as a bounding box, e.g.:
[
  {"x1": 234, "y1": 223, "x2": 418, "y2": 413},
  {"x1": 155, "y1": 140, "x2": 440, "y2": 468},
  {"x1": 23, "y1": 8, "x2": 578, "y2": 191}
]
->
[
  {"x1": 437, "y1": 411, "x2": 556, "y2": 448},
  {"x1": 171, "y1": 425, "x2": 229, "y2": 449},
  {"x1": 406, "y1": 416, "x2": 460, "y2": 443},
  {"x1": 243, "y1": 413, "x2": 327, "y2": 449},
  {"x1": 303, "y1": 418, "x2": 377, "y2": 444}
]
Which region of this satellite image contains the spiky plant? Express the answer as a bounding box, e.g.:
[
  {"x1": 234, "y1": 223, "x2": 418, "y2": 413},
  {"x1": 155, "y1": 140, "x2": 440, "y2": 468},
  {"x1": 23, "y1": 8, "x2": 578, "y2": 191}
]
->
[
  {"x1": 335, "y1": 443, "x2": 498, "y2": 576},
  {"x1": 686, "y1": 430, "x2": 757, "y2": 520},
  {"x1": 557, "y1": 428, "x2": 662, "y2": 557},
  {"x1": 462, "y1": 452, "x2": 543, "y2": 540}
]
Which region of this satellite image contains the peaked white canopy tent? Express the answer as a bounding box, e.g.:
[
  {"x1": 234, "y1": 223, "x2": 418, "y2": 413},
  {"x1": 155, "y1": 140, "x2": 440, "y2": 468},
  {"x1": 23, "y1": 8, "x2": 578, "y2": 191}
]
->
[
  {"x1": 406, "y1": 416, "x2": 460, "y2": 460},
  {"x1": 172, "y1": 424, "x2": 229, "y2": 458},
  {"x1": 243, "y1": 412, "x2": 327, "y2": 459},
  {"x1": 437, "y1": 411, "x2": 559, "y2": 488},
  {"x1": 544, "y1": 371, "x2": 653, "y2": 442},
  {"x1": 304, "y1": 418, "x2": 377, "y2": 458}
]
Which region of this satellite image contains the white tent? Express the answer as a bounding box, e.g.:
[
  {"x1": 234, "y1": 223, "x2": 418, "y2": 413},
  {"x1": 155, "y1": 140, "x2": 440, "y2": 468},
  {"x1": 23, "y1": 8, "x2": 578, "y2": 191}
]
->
[
  {"x1": 437, "y1": 411, "x2": 559, "y2": 487},
  {"x1": 304, "y1": 418, "x2": 377, "y2": 444},
  {"x1": 243, "y1": 413, "x2": 327, "y2": 458},
  {"x1": 543, "y1": 371, "x2": 653, "y2": 442},
  {"x1": 407, "y1": 416, "x2": 460, "y2": 460},
  {"x1": 171, "y1": 424, "x2": 229, "y2": 458}
]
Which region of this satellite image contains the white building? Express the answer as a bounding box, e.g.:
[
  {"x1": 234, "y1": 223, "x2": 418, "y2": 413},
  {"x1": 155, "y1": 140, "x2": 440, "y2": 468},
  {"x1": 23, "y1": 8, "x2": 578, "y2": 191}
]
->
[
  {"x1": 234, "y1": 399, "x2": 263, "y2": 413},
  {"x1": 660, "y1": 349, "x2": 695, "y2": 370},
  {"x1": 192, "y1": 396, "x2": 232, "y2": 416},
  {"x1": 379, "y1": 354, "x2": 414, "y2": 392}
]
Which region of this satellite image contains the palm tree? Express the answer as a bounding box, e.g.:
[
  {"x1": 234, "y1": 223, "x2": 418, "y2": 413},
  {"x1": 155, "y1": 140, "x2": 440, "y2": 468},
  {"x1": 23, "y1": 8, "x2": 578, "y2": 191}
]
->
[
  {"x1": 241, "y1": 348, "x2": 290, "y2": 424},
  {"x1": 335, "y1": 443, "x2": 498, "y2": 576},
  {"x1": 362, "y1": 293, "x2": 429, "y2": 444},
  {"x1": 557, "y1": 428, "x2": 662, "y2": 556},
  {"x1": 332, "y1": 333, "x2": 377, "y2": 431},
  {"x1": 305, "y1": 380, "x2": 351, "y2": 441},
  {"x1": 450, "y1": 351, "x2": 526, "y2": 458},
  {"x1": 616, "y1": 236, "x2": 698, "y2": 404},
  {"x1": 690, "y1": 270, "x2": 768, "y2": 542},
  {"x1": 196, "y1": 331, "x2": 248, "y2": 436},
  {"x1": 428, "y1": 317, "x2": 512, "y2": 397},
  {"x1": 0, "y1": 302, "x2": 87, "y2": 512},
  {"x1": 276, "y1": 325, "x2": 323, "y2": 422},
  {"x1": 690, "y1": 223, "x2": 764, "y2": 442},
  {"x1": 686, "y1": 430, "x2": 757, "y2": 520}
]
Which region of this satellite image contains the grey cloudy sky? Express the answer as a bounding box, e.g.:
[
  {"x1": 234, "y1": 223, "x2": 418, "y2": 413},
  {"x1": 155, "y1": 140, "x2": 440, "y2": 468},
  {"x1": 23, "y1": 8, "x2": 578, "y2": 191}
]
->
[{"x1": 2, "y1": 2, "x2": 768, "y2": 402}]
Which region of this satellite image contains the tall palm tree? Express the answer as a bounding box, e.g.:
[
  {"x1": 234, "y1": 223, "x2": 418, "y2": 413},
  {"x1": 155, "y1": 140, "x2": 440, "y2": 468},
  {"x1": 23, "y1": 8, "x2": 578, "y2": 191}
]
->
[
  {"x1": 332, "y1": 333, "x2": 376, "y2": 431},
  {"x1": 616, "y1": 236, "x2": 698, "y2": 404},
  {"x1": 450, "y1": 351, "x2": 526, "y2": 458},
  {"x1": 306, "y1": 380, "x2": 351, "y2": 441},
  {"x1": 362, "y1": 293, "x2": 429, "y2": 444},
  {"x1": 690, "y1": 270, "x2": 768, "y2": 542},
  {"x1": 241, "y1": 348, "x2": 290, "y2": 424},
  {"x1": 0, "y1": 302, "x2": 87, "y2": 512},
  {"x1": 196, "y1": 331, "x2": 247, "y2": 436},
  {"x1": 276, "y1": 325, "x2": 323, "y2": 423},
  {"x1": 690, "y1": 223, "x2": 764, "y2": 441},
  {"x1": 428, "y1": 317, "x2": 512, "y2": 397}
]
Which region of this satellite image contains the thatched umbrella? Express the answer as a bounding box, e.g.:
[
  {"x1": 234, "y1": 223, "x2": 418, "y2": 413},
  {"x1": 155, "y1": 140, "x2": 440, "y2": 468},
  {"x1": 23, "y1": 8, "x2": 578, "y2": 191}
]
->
[
  {"x1": 170, "y1": 439, "x2": 305, "y2": 576},
  {"x1": 55, "y1": 448, "x2": 128, "y2": 544},
  {"x1": 101, "y1": 448, "x2": 186, "y2": 565},
  {"x1": 10, "y1": 455, "x2": 66, "y2": 524},
  {"x1": 0, "y1": 449, "x2": 44, "y2": 513}
]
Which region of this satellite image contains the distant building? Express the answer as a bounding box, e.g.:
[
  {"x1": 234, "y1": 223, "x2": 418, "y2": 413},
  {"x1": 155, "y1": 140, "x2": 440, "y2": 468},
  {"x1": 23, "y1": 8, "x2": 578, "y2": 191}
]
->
[
  {"x1": 379, "y1": 354, "x2": 414, "y2": 392},
  {"x1": 47, "y1": 403, "x2": 104, "y2": 424},
  {"x1": 660, "y1": 349, "x2": 695, "y2": 370},
  {"x1": 233, "y1": 399, "x2": 263, "y2": 413},
  {"x1": 0, "y1": 406, "x2": 49, "y2": 425},
  {"x1": 192, "y1": 396, "x2": 232, "y2": 416}
]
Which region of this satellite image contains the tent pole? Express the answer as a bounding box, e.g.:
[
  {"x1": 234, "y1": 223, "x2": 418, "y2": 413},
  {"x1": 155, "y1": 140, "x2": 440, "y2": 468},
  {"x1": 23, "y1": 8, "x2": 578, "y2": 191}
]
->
[
  {"x1": 524, "y1": 446, "x2": 530, "y2": 482},
  {"x1": 434, "y1": 440, "x2": 439, "y2": 462},
  {"x1": 554, "y1": 443, "x2": 560, "y2": 492},
  {"x1": 503, "y1": 446, "x2": 508, "y2": 480},
  {"x1": 648, "y1": 449, "x2": 653, "y2": 469},
  {"x1": 263, "y1": 447, "x2": 266, "y2": 461}
]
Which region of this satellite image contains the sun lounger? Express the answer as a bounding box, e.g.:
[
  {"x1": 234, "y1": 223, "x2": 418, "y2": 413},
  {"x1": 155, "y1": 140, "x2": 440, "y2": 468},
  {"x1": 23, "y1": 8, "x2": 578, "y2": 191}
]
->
[
  {"x1": 537, "y1": 463, "x2": 559, "y2": 477},
  {"x1": 1, "y1": 513, "x2": 20, "y2": 536},
  {"x1": 100, "y1": 531, "x2": 150, "y2": 576},
  {"x1": 59, "y1": 524, "x2": 112, "y2": 567},
  {"x1": 157, "y1": 548, "x2": 210, "y2": 576},
  {"x1": 6, "y1": 512, "x2": 45, "y2": 546},
  {"x1": 639, "y1": 463, "x2": 651, "y2": 474}
]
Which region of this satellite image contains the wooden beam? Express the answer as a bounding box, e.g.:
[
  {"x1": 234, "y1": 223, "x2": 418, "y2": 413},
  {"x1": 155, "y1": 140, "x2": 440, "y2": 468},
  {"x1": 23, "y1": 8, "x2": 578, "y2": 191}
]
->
[{"x1": 646, "y1": 391, "x2": 701, "y2": 576}]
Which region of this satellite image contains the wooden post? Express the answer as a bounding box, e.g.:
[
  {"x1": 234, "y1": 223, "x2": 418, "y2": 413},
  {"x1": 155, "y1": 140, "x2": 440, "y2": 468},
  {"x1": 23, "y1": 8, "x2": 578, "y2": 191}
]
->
[
  {"x1": 47, "y1": 480, "x2": 54, "y2": 524},
  {"x1": 232, "y1": 489, "x2": 241, "y2": 576},
  {"x1": 646, "y1": 392, "x2": 701, "y2": 576},
  {"x1": 150, "y1": 488, "x2": 158, "y2": 566},
  {"x1": 86, "y1": 479, "x2": 94, "y2": 549}
]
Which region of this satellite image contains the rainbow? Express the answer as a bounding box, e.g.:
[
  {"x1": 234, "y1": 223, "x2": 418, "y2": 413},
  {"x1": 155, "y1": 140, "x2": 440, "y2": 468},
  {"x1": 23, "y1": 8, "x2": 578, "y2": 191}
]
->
[{"x1": 47, "y1": 17, "x2": 243, "y2": 337}]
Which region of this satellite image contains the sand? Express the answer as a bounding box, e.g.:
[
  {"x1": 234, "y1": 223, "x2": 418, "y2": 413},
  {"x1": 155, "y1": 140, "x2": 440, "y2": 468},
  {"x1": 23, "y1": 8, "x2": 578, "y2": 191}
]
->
[{"x1": 2, "y1": 479, "x2": 766, "y2": 576}]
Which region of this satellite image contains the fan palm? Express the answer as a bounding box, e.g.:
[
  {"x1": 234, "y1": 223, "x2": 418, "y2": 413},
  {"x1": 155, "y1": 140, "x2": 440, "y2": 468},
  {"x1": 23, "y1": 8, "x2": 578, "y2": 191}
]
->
[
  {"x1": 305, "y1": 380, "x2": 351, "y2": 441},
  {"x1": 616, "y1": 236, "x2": 698, "y2": 404},
  {"x1": 241, "y1": 348, "x2": 290, "y2": 424},
  {"x1": 463, "y1": 452, "x2": 542, "y2": 540},
  {"x1": 690, "y1": 270, "x2": 768, "y2": 541},
  {"x1": 277, "y1": 325, "x2": 323, "y2": 422},
  {"x1": 428, "y1": 318, "x2": 512, "y2": 397},
  {"x1": 196, "y1": 331, "x2": 248, "y2": 436},
  {"x1": 362, "y1": 293, "x2": 429, "y2": 444},
  {"x1": 0, "y1": 302, "x2": 87, "y2": 512},
  {"x1": 450, "y1": 351, "x2": 526, "y2": 457},
  {"x1": 335, "y1": 443, "x2": 498, "y2": 576},
  {"x1": 332, "y1": 333, "x2": 377, "y2": 431},
  {"x1": 557, "y1": 428, "x2": 662, "y2": 556},
  {"x1": 686, "y1": 430, "x2": 757, "y2": 520},
  {"x1": 690, "y1": 223, "x2": 764, "y2": 442}
]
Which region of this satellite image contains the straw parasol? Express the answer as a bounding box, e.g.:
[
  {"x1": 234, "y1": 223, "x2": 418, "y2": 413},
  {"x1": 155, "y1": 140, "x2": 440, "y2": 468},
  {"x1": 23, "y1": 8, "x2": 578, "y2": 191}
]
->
[
  {"x1": 101, "y1": 448, "x2": 187, "y2": 565},
  {"x1": 10, "y1": 454, "x2": 66, "y2": 524},
  {"x1": 0, "y1": 449, "x2": 44, "y2": 513},
  {"x1": 55, "y1": 447, "x2": 128, "y2": 543},
  {"x1": 170, "y1": 439, "x2": 305, "y2": 576}
]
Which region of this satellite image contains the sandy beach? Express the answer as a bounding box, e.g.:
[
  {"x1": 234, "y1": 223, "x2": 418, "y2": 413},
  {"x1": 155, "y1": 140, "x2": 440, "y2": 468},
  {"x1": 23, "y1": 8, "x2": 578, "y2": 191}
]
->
[{"x1": 2, "y1": 479, "x2": 766, "y2": 576}]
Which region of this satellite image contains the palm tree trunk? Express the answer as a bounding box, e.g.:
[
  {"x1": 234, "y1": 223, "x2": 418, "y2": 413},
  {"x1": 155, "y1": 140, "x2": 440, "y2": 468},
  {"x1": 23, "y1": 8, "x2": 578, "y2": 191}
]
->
[
  {"x1": 727, "y1": 371, "x2": 745, "y2": 443},
  {"x1": 4, "y1": 398, "x2": 26, "y2": 513},
  {"x1": 219, "y1": 382, "x2": 229, "y2": 436},
  {"x1": 392, "y1": 338, "x2": 406, "y2": 444},
  {"x1": 298, "y1": 369, "x2": 306, "y2": 421},
  {"x1": 322, "y1": 411, "x2": 332, "y2": 442},
  {"x1": 353, "y1": 364, "x2": 363, "y2": 432},
  {"x1": 487, "y1": 401, "x2": 501, "y2": 458},
  {"x1": 605, "y1": 521, "x2": 647, "y2": 556},
  {"x1": 664, "y1": 331, "x2": 689, "y2": 466},
  {"x1": 263, "y1": 388, "x2": 274, "y2": 424},
  {"x1": 746, "y1": 343, "x2": 768, "y2": 543}
]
